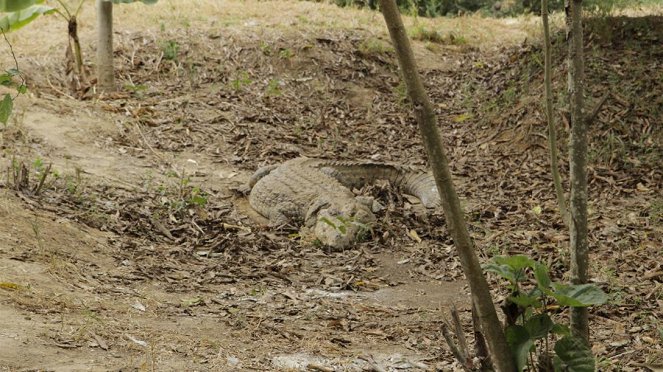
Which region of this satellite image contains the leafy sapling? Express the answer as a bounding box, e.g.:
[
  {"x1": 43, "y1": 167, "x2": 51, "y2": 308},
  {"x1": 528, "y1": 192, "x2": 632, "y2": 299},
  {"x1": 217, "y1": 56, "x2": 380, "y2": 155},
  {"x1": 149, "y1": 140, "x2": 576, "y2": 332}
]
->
[{"x1": 484, "y1": 255, "x2": 608, "y2": 371}]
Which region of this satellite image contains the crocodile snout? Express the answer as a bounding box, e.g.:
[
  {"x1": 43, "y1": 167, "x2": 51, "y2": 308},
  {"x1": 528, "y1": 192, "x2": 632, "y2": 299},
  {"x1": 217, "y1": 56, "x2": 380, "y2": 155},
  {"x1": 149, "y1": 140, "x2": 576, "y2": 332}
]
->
[{"x1": 313, "y1": 203, "x2": 375, "y2": 249}]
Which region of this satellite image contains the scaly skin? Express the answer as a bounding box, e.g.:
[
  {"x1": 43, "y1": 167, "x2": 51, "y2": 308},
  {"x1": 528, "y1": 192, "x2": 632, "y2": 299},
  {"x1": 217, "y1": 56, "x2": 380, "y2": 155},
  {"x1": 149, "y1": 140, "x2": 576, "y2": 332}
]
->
[{"x1": 246, "y1": 157, "x2": 439, "y2": 248}]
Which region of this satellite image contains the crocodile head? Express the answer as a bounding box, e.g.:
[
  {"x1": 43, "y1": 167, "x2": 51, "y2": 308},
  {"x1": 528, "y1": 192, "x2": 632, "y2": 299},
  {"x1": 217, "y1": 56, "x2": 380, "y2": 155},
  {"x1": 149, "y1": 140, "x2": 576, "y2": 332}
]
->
[{"x1": 312, "y1": 201, "x2": 376, "y2": 249}]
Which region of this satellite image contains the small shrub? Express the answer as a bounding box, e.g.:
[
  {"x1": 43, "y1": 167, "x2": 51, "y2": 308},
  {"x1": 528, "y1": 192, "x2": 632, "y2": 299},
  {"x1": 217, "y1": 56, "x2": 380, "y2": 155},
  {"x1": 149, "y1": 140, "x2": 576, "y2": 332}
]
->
[
  {"x1": 484, "y1": 255, "x2": 608, "y2": 371},
  {"x1": 358, "y1": 37, "x2": 393, "y2": 55}
]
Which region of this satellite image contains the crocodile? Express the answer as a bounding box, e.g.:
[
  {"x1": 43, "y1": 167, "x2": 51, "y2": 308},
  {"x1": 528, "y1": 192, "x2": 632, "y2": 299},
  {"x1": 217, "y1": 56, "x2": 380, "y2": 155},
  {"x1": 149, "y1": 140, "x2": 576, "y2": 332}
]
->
[{"x1": 245, "y1": 157, "x2": 440, "y2": 249}]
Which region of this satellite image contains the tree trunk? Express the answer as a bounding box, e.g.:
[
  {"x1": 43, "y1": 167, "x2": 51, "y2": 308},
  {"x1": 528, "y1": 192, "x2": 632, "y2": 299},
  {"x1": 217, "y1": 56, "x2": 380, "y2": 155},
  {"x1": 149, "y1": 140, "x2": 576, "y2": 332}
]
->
[
  {"x1": 567, "y1": 0, "x2": 589, "y2": 342},
  {"x1": 541, "y1": 0, "x2": 569, "y2": 227},
  {"x1": 96, "y1": 0, "x2": 115, "y2": 92},
  {"x1": 68, "y1": 16, "x2": 85, "y2": 78},
  {"x1": 378, "y1": 0, "x2": 515, "y2": 370}
]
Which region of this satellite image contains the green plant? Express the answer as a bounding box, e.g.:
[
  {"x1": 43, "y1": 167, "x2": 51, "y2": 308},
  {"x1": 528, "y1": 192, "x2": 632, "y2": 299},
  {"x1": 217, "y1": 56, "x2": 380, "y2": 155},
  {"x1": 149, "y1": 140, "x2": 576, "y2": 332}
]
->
[
  {"x1": 0, "y1": 1, "x2": 54, "y2": 32},
  {"x1": 358, "y1": 37, "x2": 393, "y2": 55},
  {"x1": 155, "y1": 173, "x2": 208, "y2": 222},
  {"x1": 124, "y1": 83, "x2": 148, "y2": 95},
  {"x1": 393, "y1": 80, "x2": 408, "y2": 106},
  {"x1": 408, "y1": 24, "x2": 468, "y2": 45},
  {"x1": 0, "y1": 29, "x2": 28, "y2": 125},
  {"x1": 484, "y1": 255, "x2": 608, "y2": 371},
  {"x1": 161, "y1": 40, "x2": 180, "y2": 61},
  {"x1": 0, "y1": 66, "x2": 26, "y2": 122},
  {"x1": 408, "y1": 24, "x2": 443, "y2": 43},
  {"x1": 259, "y1": 40, "x2": 272, "y2": 56},
  {"x1": 503, "y1": 85, "x2": 519, "y2": 106},
  {"x1": 248, "y1": 286, "x2": 266, "y2": 297},
  {"x1": 278, "y1": 48, "x2": 294, "y2": 60},
  {"x1": 63, "y1": 166, "x2": 84, "y2": 196},
  {"x1": 229, "y1": 71, "x2": 252, "y2": 91},
  {"x1": 265, "y1": 78, "x2": 282, "y2": 96}
]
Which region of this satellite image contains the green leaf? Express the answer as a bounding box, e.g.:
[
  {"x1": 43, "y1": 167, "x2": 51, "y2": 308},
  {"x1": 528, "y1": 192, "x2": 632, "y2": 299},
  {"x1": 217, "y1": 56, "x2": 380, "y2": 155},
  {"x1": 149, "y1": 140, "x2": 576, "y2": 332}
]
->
[
  {"x1": 506, "y1": 325, "x2": 534, "y2": 372},
  {"x1": 551, "y1": 283, "x2": 609, "y2": 307},
  {"x1": 484, "y1": 255, "x2": 535, "y2": 285},
  {"x1": 554, "y1": 336, "x2": 595, "y2": 372},
  {"x1": 551, "y1": 323, "x2": 571, "y2": 337},
  {"x1": 533, "y1": 262, "x2": 552, "y2": 289},
  {"x1": 0, "y1": 0, "x2": 42, "y2": 12},
  {"x1": 524, "y1": 313, "x2": 554, "y2": 340},
  {"x1": 32, "y1": 157, "x2": 43, "y2": 169},
  {"x1": 0, "y1": 72, "x2": 12, "y2": 86},
  {"x1": 0, "y1": 93, "x2": 13, "y2": 125},
  {"x1": 483, "y1": 262, "x2": 519, "y2": 284},
  {"x1": 494, "y1": 255, "x2": 537, "y2": 271},
  {"x1": 510, "y1": 292, "x2": 542, "y2": 308},
  {"x1": 0, "y1": 4, "x2": 55, "y2": 32},
  {"x1": 189, "y1": 194, "x2": 207, "y2": 207}
]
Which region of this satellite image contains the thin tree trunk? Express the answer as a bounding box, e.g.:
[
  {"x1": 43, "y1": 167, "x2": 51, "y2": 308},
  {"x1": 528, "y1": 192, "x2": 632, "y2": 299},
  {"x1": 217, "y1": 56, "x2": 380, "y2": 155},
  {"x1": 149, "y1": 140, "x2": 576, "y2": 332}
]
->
[
  {"x1": 541, "y1": 0, "x2": 569, "y2": 228},
  {"x1": 96, "y1": 0, "x2": 114, "y2": 92},
  {"x1": 68, "y1": 16, "x2": 84, "y2": 78},
  {"x1": 378, "y1": 1, "x2": 515, "y2": 370},
  {"x1": 567, "y1": 0, "x2": 589, "y2": 342}
]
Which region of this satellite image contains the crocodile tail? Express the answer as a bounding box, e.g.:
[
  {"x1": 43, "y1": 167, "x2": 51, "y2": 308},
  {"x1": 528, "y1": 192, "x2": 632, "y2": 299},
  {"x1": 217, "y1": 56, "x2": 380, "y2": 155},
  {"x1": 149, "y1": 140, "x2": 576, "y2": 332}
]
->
[
  {"x1": 317, "y1": 161, "x2": 400, "y2": 189},
  {"x1": 393, "y1": 171, "x2": 441, "y2": 209},
  {"x1": 317, "y1": 161, "x2": 440, "y2": 209}
]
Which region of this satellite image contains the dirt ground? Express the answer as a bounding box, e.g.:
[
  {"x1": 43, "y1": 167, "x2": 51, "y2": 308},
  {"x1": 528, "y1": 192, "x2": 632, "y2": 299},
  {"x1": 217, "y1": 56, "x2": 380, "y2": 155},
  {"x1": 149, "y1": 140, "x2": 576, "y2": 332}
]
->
[{"x1": 0, "y1": 0, "x2": 661, "y2": 371}]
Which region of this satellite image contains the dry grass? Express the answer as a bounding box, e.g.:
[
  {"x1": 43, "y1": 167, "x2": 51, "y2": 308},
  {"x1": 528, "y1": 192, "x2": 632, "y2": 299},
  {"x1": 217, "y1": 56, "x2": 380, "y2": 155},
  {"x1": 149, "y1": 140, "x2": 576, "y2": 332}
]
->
[
  {"x1": 2, "y1": 0, "x2": 661, "y2": 66},
  {"x1": 5, "y1": 0, "x2": 657, "y2": 80},
  {"x1": 1, "y1": 0, "x2": 533, "y2": 63}
]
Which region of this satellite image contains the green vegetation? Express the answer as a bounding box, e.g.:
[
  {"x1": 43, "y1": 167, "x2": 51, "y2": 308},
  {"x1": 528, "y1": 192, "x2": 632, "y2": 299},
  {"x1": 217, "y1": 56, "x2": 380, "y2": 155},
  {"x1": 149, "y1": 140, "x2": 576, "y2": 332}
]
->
[
  {"x1": 408, "y1": 24, "x2": 467, "y2": 44},
  {"x1": 229, "y1": 71, "x2": 252, "y2": 91},
  {"x1": 157, "y1": 172, "x2": 208, "y2": 220},
  {"x1": 0, "y1": 46, "x2": 28, "y2": 125},
  {"x1": 358, "y1": 37, "x2": 393, "y2": 55},
  {"x1": 278, "y1": 48, "x2": 294, "y2": 60},
  {"x1": 265, "y1": 78, "x2": 282, "y2": 96},
  {"x1": 160, "y1": 40, "x2": 180, "y2": 61},
  {"x1": 484, "y1": 255, "x2": 608, "y2": 371},
  {"x1": 331, "y1": 0, "x2": 657, "y2": 17}
]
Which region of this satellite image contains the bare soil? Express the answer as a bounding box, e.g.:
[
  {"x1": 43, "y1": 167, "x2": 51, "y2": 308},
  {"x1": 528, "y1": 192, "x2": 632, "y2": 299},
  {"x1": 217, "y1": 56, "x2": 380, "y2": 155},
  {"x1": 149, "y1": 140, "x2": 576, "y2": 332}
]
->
[{"x1": 0, "y1": 1, "x2": 661, "y2": 371}]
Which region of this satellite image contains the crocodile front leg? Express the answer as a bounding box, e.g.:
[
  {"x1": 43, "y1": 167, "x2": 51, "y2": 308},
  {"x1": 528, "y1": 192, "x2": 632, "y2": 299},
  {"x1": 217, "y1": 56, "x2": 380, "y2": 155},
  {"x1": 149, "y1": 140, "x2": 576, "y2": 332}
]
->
[
  {"x1": 238, "y1": 164, "x2": 280, "y2": 195},
  {"x1": 248, "y1": 165, "x2": 279, "y2": 188},
  {"x1": 264, "y1": 200, "x2": 302, "y2": 228}
]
